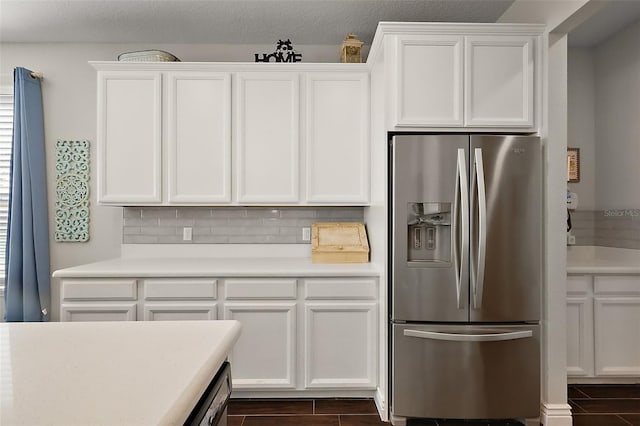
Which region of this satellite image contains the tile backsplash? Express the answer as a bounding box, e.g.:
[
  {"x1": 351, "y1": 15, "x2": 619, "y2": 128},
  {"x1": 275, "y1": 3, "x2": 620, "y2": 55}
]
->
[
  {"x1": 570, "y1": 209, "x2": 640, "y2": 249},
  {"x1": 123, "y1": 207, "x2": 364, "y2": 244}
]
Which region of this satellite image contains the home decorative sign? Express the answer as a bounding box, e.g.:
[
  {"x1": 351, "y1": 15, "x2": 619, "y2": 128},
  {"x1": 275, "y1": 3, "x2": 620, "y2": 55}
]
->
[
  {"x1": 255, "y1": 39, "x2": 302, "y2": 62},
  {"x1": 55, "y1": 140, "x2": 90, "y2": 242}
]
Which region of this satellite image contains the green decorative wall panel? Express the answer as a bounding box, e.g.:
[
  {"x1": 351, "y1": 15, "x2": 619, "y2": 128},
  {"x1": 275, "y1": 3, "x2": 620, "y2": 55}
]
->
[{"x1": 55, "y1": 140, "x2": 90, "y2": 242}]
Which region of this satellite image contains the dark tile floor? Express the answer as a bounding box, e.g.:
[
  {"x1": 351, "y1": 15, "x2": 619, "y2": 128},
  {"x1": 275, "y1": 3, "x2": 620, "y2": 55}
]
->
[
  {"x1": 227, "y1": 398, "x2": 386, "y2": 426},
  {"x1": 228, "y1": 385, "x2": 640, "y2": 426},
  {"x1": 569, "y1": 384, "x2": 640, "y2": 426}
]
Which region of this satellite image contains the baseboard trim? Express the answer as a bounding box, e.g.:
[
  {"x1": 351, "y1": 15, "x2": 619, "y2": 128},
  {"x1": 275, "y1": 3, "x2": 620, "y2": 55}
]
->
[
  {"x1": 541, "y1": 402, "x2": 573, "y2": 426},
  {"x1": 374, "y1": 387, "x2": 387, "y2": 421}
]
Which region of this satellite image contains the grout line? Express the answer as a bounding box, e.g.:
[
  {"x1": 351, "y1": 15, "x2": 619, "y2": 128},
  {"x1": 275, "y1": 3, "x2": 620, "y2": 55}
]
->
[
  {"x1": 617, "y1": 414, "x2": 634, "y2": 426},
  {"x1": 569, "y1": 399, "x2": 586, "y2": 414},
  {"x1": 571, "y1": 386, "x2": 591, "y2": 399}
]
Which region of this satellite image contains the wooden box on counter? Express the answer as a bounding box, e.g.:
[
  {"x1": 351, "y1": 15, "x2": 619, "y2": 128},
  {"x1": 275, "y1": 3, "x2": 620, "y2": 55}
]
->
[{"x1": 311, "y1": 222, "x2": 369, "y2": 263}]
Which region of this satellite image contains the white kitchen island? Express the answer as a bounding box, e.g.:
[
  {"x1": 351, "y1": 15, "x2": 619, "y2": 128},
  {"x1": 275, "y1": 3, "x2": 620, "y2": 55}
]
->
[{"x1": 0, "y1": 320, "x2": 241, "y2": 426}]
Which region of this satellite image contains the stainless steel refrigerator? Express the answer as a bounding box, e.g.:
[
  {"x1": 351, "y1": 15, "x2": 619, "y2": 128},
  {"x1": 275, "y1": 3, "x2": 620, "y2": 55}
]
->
[{"x1": 389, "y1": 134, "x2": 541, "y2": 424}]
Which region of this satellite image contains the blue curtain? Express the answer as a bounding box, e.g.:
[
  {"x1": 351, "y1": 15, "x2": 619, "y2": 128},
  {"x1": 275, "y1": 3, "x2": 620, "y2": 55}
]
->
[{"x1": 4, "y1": 67, "x2": 50, "y2": 322}]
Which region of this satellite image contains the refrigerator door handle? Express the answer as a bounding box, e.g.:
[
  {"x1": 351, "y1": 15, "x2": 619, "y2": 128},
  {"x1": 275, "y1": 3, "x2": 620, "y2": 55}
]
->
[
  {"x1": 472, "y1": 148, "x2": 487, "y2": 309},
  {"x1": 453, "y1": 149, "x2": 469, "y2": 310},
  {"x1": 403, "y1": 329, "x2": 533, "y2": 342}
]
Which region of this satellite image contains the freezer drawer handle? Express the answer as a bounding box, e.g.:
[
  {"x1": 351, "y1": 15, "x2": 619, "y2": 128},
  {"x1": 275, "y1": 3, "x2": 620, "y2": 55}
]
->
[
  {"x1": 403, "y1": 329, "x2": 533, "y2": 342},
  {"x1": 453, "y1": 148, "x2": 469, "y2": 310}
]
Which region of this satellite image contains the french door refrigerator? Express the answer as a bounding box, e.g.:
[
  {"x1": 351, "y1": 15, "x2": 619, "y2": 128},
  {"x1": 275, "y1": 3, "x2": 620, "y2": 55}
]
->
[{"x1": 389, "y1": 134, "x2": 541, "y2": 424}]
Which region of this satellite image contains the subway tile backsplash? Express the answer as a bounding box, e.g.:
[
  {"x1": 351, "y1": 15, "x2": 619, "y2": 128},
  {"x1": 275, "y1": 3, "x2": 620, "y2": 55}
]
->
[
  {"x1": 570, "y1": 209, "x2": 640, "y2": 249},
  {"x1": 123, "y1": 207, "x2": 364, "y2": 244}
]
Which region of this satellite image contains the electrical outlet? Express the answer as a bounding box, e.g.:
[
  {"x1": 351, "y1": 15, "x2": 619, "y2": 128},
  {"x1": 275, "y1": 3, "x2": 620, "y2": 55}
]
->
[
  {"x1": 183, "y1": 227, "x2": 193, "y2": 241},
  {"x1": 567, "y1": 233, "x2": 576, "y2": 245},
  {"x1": 302, "y1": 227, "x2": 311, "y2": 242}
]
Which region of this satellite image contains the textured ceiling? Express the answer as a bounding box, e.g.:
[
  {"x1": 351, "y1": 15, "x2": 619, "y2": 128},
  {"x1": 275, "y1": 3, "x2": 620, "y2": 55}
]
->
[{"x1": 0, "y1": 0, "x2": 515, "y2": 45}]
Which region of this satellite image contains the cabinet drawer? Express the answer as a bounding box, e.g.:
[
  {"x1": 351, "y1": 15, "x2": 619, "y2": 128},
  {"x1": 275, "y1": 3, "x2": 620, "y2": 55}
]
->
[
  {"x1": 567, "y1": 275, "x2": 592, "y2": 295},
  {"x1": 594, "y1": 276, "x2": 640, "y2": 295},
  {"x1": 304, "y1": 278, "x2": 377, "y2": 300},
  {"x1": 143, "y1": 302, "x2": 218, "y2": 320},
  {"x1": 225, "y1": 279, "x2": 297, "y2": 299},
  {"x1": 62, "y1": 279, "x2": 137, "y2": 301},
  {"x1": 143, "y1": 279, "x2": 218, "y2": 300}
]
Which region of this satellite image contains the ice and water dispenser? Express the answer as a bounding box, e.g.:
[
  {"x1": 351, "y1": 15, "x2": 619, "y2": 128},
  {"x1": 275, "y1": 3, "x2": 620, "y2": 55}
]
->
[{"x1": 407, "y1": 202, "x2": 451, "y2": 263}]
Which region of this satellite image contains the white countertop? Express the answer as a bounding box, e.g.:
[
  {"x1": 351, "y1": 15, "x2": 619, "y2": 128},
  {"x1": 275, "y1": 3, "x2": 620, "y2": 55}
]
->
[
  {"x1": 0, "y1": 320, "x2": 241, "y2": 426},
  {"x1": 567, "y1": 246, "x2": 640, "y2": 274},
  {"x1": 52, "y1": 256, "x2": 381, "y2": 278}
]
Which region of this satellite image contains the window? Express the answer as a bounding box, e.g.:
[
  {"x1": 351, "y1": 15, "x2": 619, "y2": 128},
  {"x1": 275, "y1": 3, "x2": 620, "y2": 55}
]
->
[{"x1": 0, "y1": 94, "x2": 13, "y2": 283}]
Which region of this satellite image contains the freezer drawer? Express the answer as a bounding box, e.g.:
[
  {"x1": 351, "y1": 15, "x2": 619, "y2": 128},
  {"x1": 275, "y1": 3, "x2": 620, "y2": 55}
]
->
[{"x1": 392, "y1": 323, "x2": 540, "y2": 420}]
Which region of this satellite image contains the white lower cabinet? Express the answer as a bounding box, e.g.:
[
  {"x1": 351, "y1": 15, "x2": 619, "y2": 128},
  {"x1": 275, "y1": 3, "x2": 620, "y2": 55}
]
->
[
  {"x1": 223, "y1": 278, "x2": 298, "y2": 389},
  {"x1": 142, "y1": 278, "x2": 219, "y2": 321},
  {"x1": 59, "y1": 275, "x2": 379, "y2": 392},
  {"x1": 223, "y1": 277, "x2": 378, "y2": 392},
  {"x1": 61, "y1": 302, "x2": 137, "y2": 321},
  {"x1": 224, "y1": 302, "x2": 297, "y2": 389},
  {"x1": 303, "y1": 278, "x2": 378, "y2": 389},
  {"x1": 567, "y1": 274, "x2": 640, "y2": 380},
  {"x1": 60, "y1": 278, "x2": 138, "y2": 322},
  {"x1": 304, "y1": 302, "x2": 377, "y2": 389},
  {"x1": 566, "y1": 275, "x2": 594, "y2": 377},
  {"x1": 593, "y1": 276, "x2": 640, "y2": 377}
]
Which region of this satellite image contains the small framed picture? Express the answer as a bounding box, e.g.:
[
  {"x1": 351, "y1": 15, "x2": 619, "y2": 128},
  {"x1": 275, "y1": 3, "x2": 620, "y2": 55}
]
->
[{"x1": 567, "y1": 148, "x2": 580, "y2": 183}]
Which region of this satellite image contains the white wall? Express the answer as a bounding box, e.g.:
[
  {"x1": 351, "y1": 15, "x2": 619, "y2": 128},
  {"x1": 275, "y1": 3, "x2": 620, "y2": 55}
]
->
[
  {"x1": 0, "y1": 42, "x2": 344, "y2": 321},
  {"x1": 498, "y1": 2, "x2": 595, "y2": 424},
  {"x1": 499, "y1": 0, "x2": 594, "y2": 32},
  {"x1": 594, "y1": 19, "x2": 640, "y2": 210},
  {"x1": 567, "y1": 48, "x2": 596, "y2": 209}
]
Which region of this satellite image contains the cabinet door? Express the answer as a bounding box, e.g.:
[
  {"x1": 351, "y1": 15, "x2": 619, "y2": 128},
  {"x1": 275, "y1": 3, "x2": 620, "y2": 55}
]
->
[
  {"x1": 566, "y1": 275, "x2": 594, "y2": 377},
  {"x1": 61, "y1": 303, "x2": 137, "y2": 322},
  {"x1": 594, "y1": 276, "x2": 640, "y2": 376},
  {"x1": 97, "y1": 71, "x2": 162, "y2": 204},
  {"x1": 224, "y1": 302, "x2": 296, "y2": 388},
  {"x1": 235, "y1": 73, "x2": 299, "y2": 203},
  {"x1": 305, "y1": 73, "x2": 369, "y2": 203},
  {"x1": 394, "y1": 35, "x2": 463, "y2": 127},
  {"x1": 464, "y1": 36, "x2": 534, "y2": 127},
  {"x1": 304, "y1": 302, "x2": 377, "y2": 389},
  {"x1": 143, "y1": 303, "x2": 217, "y2": 320},
  {"x1": 167, "y1": 73, "x2": 231, "y2": 203}
]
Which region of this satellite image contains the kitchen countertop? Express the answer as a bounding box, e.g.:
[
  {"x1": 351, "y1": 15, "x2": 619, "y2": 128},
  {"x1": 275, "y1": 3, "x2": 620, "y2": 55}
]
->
[
  {"x1": 0, "y1": 320, "x2": 241, "y2": 426},
  {"x1": 52, "y1": 256, "x2": 381, "y2": 278},
  {"x1": 567, "y1": 245, "x2": 640, "y2": 274}
]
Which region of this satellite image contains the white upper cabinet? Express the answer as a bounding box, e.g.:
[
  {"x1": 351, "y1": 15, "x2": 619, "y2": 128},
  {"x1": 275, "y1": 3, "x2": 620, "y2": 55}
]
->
[
  {"x1": 305, "y1": 73, "x2": 370, "y2": 203},
  {"x1": 97, "y1": 71, "x2": 162, "y2": 204},
  {"x1": 167, "y1": 72, "x2": 231, "y2": 203},
  {"x1": 464, "y1": 35, "x2": 534, "y2": 127},
  {"x1": 394, "y1": 35, "x2": 463, "y2": 127},
  {"x1": 381, "y1": 24, "x2": 542, "y2": 131},
  {"x1": 235, "y1": 72, "x2": 300, "y2": 203},
  {"x1": 94, "y1": 63, "x2": 370, "y2": 206}
]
